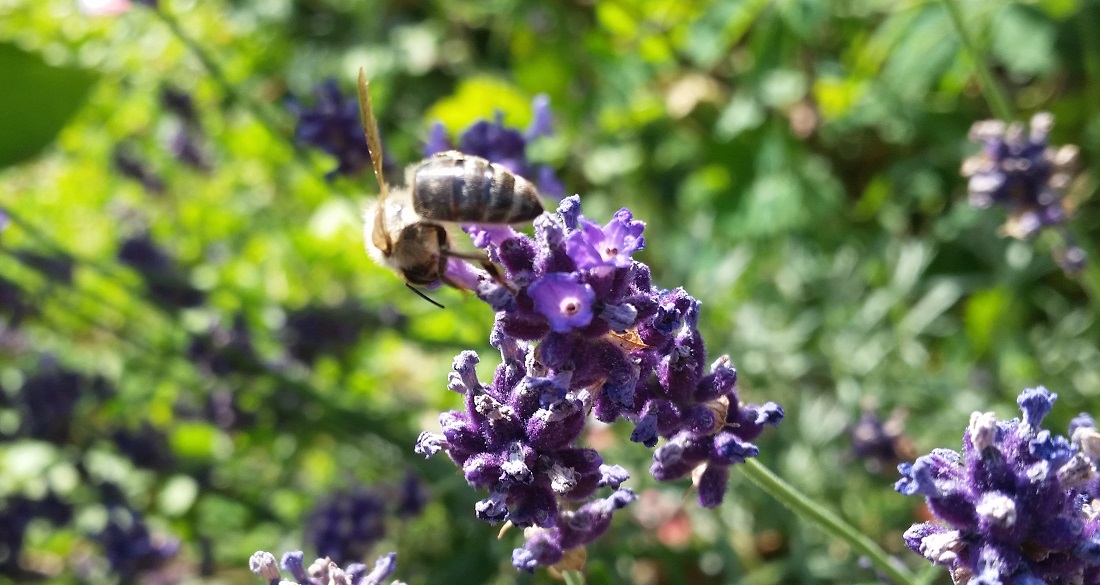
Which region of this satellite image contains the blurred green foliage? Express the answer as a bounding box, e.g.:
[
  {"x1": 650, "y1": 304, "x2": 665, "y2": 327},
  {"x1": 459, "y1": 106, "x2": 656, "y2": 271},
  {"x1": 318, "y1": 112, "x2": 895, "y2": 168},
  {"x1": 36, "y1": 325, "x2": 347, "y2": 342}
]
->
[{"x1": 1, "y1": 0, "x2": 1099, "y2": 584}]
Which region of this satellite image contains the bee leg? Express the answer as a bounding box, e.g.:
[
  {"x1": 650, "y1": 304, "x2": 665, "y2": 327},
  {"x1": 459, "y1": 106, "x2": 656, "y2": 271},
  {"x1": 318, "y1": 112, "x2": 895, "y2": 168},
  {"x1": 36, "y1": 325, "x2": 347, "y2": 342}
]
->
[{"x1": 440, "y1": 249, "x2": 516, "y2": 293}]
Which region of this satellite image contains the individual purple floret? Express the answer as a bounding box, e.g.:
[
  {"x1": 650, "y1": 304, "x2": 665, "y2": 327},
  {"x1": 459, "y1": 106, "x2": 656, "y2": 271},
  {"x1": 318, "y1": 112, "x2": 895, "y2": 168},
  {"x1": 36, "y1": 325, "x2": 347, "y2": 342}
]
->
[
  {"x1": 415, "y1": 197, "x2": 782, "y2": 572},
  {"x1": 288, "y1": 79, "x2": 376, "y2": 180},
  {"x1": 423, "y1": 95, "x2": 564, "y2": 198},
  {"x1": 961, "y1": 113, "x2": 1085, "y2": 273},
  {"x1": 896, "y1": 387, "x2": 1100, "y2": 585},
  {"x1": 305, "y1": 488, "x2": 387, "y2": 567},
  {"x1": 249, "y1": 550, "x2": 405, "y2": 585}
]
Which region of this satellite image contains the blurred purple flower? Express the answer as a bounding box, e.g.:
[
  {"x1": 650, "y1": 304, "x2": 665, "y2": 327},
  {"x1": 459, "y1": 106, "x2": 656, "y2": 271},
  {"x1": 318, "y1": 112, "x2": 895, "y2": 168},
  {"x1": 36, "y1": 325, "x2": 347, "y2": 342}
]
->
[
  {"x1": 159, "y1": 85, "x2": 198, "y2": 125},
  {"x1": 98, "y1": 507, "x2": 179, "y2": 580},
  {"x1": 306, "y1": 488, "x2": 387, "y2": 567},
  {"x1": 283, "y1": 301, "x2": 405, "y2": 366},
  {"x1": 112, "y1": 145, "x2": 165, "y2": 195},
  {"x1": 415, "y1": 197, "x2": 781, "y2": 572},
  {"x1": 0, "y1": 493, "x2": 72, "y2": 577},
  {"x1": 288, "y1": 79, "x2": 377, "y2": 180},
  {"x1": 118, "y1": 234, "x2": 206, "y2": 310},
  {"x1": 111, "y1": 422, "x2": 175, "y2": 471},
  {"x1": 186, "y1": 314, "x2": 259, "y2": 376},
  {"x1": 897, "y1": 387, "x2": 1100, "y2": 584},
  {"x1": 166, "y1": 125, "x2": 212, "y2": 172},
  {"x1": 395, "y1": 472, "x2": 427, "y2": 518},
  {"x1": 848, "y1": 408, "x2": 916, "y2": 474},
  {"x1": 962, "y1": 113, "x2": 1085, "y2": 273}
]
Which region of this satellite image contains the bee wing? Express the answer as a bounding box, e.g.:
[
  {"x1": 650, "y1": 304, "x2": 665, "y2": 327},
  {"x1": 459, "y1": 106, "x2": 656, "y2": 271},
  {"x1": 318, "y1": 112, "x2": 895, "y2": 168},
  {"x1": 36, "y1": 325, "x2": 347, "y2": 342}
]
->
[{"x1": 357, "y1": 68, "x2": 393, "y2": 253}]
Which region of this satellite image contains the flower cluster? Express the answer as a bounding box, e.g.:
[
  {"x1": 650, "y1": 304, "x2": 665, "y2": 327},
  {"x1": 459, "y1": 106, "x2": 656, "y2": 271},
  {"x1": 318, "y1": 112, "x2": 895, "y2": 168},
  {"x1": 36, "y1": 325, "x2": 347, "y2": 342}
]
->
[
  {"x1": 961, "y1": 113, "x2": 1085, "y2": 273},
  {"x1": 415, "y1": 197, "x2": 782, "y2": 572},
  {"x1": 424, "y1": 95, "x2": 564, "y2": 198},
  {"x1": 249, "y1": 550, "x2": 404, "y2": 585},
  {"x1": 306, "y1": 488, "x2": 387, "y2": 567},
  {"x1": 288, "y1": 80, "x2": 379, "y2": 180},
  {"x1": 896, "y1": 387, "x2": 1100, "y2": 584}
]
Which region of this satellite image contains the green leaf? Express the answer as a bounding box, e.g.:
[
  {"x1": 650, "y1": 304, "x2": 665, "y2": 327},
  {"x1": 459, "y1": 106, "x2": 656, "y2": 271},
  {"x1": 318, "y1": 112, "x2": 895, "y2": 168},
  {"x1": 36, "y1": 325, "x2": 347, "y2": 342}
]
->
[
  {"x1": 990, "y1": 5, "x2": 1056, "y2": 77},
  {"x1": 0, "y1": 43, "x2": 98, "y2": 169}
]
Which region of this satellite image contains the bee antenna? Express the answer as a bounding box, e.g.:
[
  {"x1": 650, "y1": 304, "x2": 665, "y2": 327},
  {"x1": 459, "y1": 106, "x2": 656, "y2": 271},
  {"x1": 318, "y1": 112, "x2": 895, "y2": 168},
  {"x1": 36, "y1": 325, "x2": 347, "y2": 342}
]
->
[{"x1": 406, "y1": 283, "x2": 445, "y2": 309}]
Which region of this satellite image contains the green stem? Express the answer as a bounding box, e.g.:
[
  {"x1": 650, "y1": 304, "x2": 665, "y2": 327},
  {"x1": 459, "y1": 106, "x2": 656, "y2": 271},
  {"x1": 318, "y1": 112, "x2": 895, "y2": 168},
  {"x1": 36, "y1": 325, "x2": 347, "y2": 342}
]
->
[
  {"x1": 562, "y1": 570, "x2": 586, "y2": 585},
  {"x1": 739, "y1": 458, "x2": 919, "y2": 585},
  {"x1": 940, "y1": 0, "x2": 1014, "y2": 121}
]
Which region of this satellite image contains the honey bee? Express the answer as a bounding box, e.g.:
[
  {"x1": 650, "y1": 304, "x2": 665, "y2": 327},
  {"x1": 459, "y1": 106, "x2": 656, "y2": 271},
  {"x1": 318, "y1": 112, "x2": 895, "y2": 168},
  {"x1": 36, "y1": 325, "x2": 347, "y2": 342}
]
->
[{"x1": 355, "y1": 69, "x2": 545, "y2": 305}]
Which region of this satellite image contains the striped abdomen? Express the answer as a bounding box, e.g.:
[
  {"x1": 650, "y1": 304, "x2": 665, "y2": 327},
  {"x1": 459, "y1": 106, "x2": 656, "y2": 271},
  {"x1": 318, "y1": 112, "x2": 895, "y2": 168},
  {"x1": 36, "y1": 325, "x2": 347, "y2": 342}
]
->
[{"x1": 411, "y1": 151, "x2": 544, "y2": 225}]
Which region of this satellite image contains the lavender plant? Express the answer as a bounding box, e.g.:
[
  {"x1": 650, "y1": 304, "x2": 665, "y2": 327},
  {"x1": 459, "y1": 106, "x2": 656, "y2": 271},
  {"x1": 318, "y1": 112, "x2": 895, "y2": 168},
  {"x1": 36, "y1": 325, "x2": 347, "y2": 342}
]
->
[
  {"x1": 897, "y1": 387, "x2": 1100, "y2": 584},
  {"x1": 249, "y1": 550, "x2": 404, "y2": 585},
  {"x1": 413, "y1": 196, "x2": 783, "y2": 572},
  {"x1": 288, "y1": 80, "x2": 379, "y2": 180},
  {"x1": 306, "y1": 488, "x2": 387, "y2": 567},
  {"x1": 961, "y1": 112, "x2": 1085, "y2": 273}
]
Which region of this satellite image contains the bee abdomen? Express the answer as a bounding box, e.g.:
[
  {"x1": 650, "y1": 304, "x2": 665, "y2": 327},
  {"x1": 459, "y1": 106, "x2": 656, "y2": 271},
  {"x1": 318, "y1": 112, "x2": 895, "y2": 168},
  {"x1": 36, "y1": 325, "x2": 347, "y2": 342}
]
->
[{"x1": 413, "y1": 151, "x2": 543, "y2": 225}]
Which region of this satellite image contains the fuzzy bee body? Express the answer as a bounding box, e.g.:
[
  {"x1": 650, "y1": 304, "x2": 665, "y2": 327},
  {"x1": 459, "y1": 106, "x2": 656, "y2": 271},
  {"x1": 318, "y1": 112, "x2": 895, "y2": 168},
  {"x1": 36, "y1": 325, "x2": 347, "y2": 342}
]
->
[
  {"x1": 411, "y1": 151, "x2": 543, "y2": 225},
  {"x1": 356, "y1": 70, "x2": 545, "y2": 298}
]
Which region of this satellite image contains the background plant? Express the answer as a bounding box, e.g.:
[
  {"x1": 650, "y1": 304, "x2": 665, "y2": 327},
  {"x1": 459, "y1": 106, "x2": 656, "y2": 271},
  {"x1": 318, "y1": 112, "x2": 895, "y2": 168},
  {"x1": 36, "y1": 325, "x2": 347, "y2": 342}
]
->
[{"x1": 1, "y1": 0, "x2": 1099, "y2": 584}]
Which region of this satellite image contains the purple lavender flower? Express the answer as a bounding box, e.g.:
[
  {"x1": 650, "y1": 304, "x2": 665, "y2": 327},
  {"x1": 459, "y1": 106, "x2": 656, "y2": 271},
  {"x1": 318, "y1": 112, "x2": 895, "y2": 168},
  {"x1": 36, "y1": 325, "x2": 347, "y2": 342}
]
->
[
  {"x1": 0, "y1": 274, "x2": 33, "y2": 326},
  {"x1": 166, "y1": 125, "x2": 212, "y2": 172},
  {"x1": 415, "y1": 197, "x2": 782, "y2": 572},
  {"x1": 528, "y1": 273, "x2": 596, "y2": 332},
  {"x1": 112, "y1": 144, "x2": 165, "y2": 194},
  {"x1": 283, "y1": 302, "x2": 406, "y2": 366},
  {"x1": 0, "y1": 493, "x2": 72, "y2": 577},
  {"x1": 897, "y1": 387, "x2": 1100, "y2": 584},
  {"x1": 961, "y1": 113, "x2": 1085, "y2": 272},
  {"x1": 306, "y1": 488, "x2": 387, "y2": 567},
  {"x1": 186, "y1": 314, "x2": 259, "y2": 376},
  {"x1": 111, "y1": 422, "x2": 175, "y2": 471},
  {"x1": 848, "y1": 408, "x2": 916, "y2": 474},
  {"x1": 6, "y1": 362, "x2": 83, "y2": 443},
  {"x1": 423, "y1": 95, "x2": 564, "y2": 198},
  {"x1": 395, "y1": 472, "x2": 427, "y2": 518},
  {"x1": 118, "y1": 235, "x2": 206, "y2": 310},
  {"x1": 288, "y1": 79, "x2": 376, "y2": 180},
  {"x1": 98, "y1": 507, "x2": 179, "y2": 580},
  {"x1": 249, "y1": 550, "x2": 405, "y2": 585},
  {"x1": 565, "y1": 208, "x2": 646, "y2": 271},
  {"x1": 160, "y1": 85, "x2": 198, "y2": 125}
]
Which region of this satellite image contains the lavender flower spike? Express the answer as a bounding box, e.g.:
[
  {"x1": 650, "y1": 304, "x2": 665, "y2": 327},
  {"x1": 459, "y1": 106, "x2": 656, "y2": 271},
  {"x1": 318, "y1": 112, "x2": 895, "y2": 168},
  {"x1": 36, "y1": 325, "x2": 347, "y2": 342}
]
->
[
  {"x1": 961, "y1": 112, "x2": 1084, "y2": 272},
  {"x1": 896, "y1": 386, "x2": 1100, "y2": 584},
  {"x1": 250, "y1": 550, "x2": 406, "y2": 585},
  {"x1": 418, "y1": 196, "x2": 781, "y2": 571}
]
